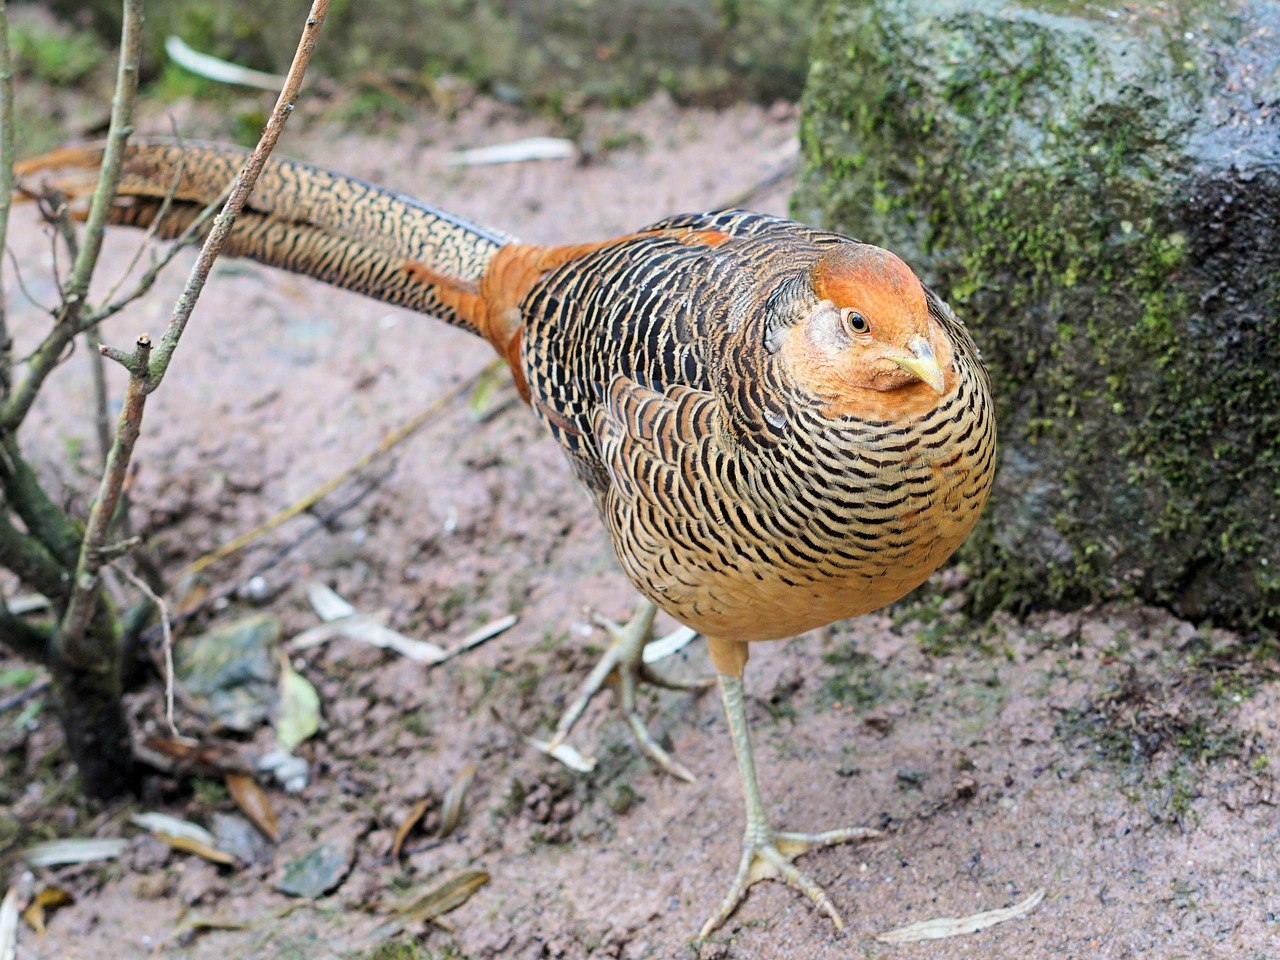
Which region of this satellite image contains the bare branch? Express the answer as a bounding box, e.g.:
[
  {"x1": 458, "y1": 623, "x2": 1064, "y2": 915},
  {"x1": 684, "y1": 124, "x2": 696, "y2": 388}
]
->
[
  {"x1": 97, "y1": 152, "x2": 188, "y2": 309},
  {"x1": 113, "y1": 561, "x2": 177, "y2": 737},
  {"x1": 0, "y1": 0, "x2": 16, "y2": 396},
  {"x1": 4, "y1": 248, "x2": 54, "y2": 316},
  {"x1": 0, "y1": 0, "x2": 144, "y2": 433},
  {"x1": 58, "y1": 0, "x2": 331, "y2": 661},
  {"x1": 57, "y1": 335, "x2": 149, "y2": 659},
  {"x1": 78, "y1": 188, "x2": 226, "y2": 333},
  {"x1": 146, "y1": 0, "x2": 332, "y2": 389}
]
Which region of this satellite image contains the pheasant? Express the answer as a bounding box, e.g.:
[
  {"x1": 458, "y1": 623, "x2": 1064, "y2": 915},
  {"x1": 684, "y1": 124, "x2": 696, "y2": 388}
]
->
[{"x1": 17, "y1": 141, "x2": 997, "y2": 936}]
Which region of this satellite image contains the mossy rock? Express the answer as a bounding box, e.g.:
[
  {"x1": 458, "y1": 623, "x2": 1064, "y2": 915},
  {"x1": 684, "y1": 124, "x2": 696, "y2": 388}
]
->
[
  {"x1": 795, "y1": 0, "x2": 1280, "y2": 628},
  {"x1": 48, "y1": 0, "x2": 815, "y2": 107}
]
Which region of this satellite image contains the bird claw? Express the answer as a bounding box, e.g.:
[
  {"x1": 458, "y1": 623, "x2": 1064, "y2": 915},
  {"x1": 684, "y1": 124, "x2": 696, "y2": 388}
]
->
[
  {"x1": 699, "y1": 824, "x2": 882, "y2": 940},
  {"x1": 541, "y1": 600, "x2": 705, "y2": 782}
]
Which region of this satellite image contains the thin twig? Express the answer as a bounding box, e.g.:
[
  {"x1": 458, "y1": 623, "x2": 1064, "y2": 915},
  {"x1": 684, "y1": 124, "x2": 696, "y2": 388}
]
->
[
  {"x1": 58, "y1": 0, "x2": 330, "y2": 656},
  {"x1": 178, "y1": 360, "x2": 499, "y2": 580},
  {"x1": 113, "y1": 561, "x2": 177, "y2": 737},
  {"x1": 58, "y1": 335, "x2": 150, "y2": 656},
  {"x1": 0, "y1": 0, "x2": 144, "y2": 433},
  {"x1": 0, "y1": 0, "x2": 16, "y2": 396},
  {"x1": 145, "y1": 0, "x2": 331, "y2": 390},
  {"x1": 97, "y1": 153, "x2": 188, "y2": 310},
  {"x1": 78, "y1": 188, "x2": 226, "y2": 333},
  {"x1": 4, "y1": 248, "x2": 53, "y2": 315},
  {"x1": 0, "y1": 677, "x2": 49, "y2": 713}
]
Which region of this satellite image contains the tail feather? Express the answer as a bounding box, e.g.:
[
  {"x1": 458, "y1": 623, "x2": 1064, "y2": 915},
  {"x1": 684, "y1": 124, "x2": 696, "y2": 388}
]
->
[{"x1": 15, "y1": 139, "x2": 515, "y2": 333}]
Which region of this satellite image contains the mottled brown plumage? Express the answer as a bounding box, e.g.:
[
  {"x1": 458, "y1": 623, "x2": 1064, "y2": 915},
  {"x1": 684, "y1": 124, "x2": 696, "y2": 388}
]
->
[{"x1": 18, "y1": 141, "x2": 996, "y2": 936}]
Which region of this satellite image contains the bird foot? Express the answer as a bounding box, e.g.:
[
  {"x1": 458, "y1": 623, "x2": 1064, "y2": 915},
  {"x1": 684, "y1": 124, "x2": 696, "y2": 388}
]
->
[
  {"x1": 699, "y1": 823, "x2": 882, "y2": 939},
  {"x1": 536, "y1": 600, "x2": 710, "y2": 782}
]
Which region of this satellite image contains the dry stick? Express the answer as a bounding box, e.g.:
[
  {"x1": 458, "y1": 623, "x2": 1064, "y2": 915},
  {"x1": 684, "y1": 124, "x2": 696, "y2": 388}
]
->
[
  {"x1": 0, "y1": 0, "x2": 144, "y2": 433},
  {"x1": 0, "y1": 0, "x2": 16, "y2": 396},
  {"x1": 178, "y1": 358, "x2": 502, "y2": 581},
  {"x1": 113, "y1": 561, "x2": 177, "y2": 737},
  {"x1": 58, "y1": 335, "x2": 150, "y2": 653},
  {"x1": 58, "y1": 0, "x2": 331, "y2": 655}
]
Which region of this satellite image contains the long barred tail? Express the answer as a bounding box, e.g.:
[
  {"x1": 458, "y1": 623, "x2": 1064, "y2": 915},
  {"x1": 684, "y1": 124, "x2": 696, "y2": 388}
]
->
[{"x1": 15, "y1": 139, "x2": 514, "y2": 335}]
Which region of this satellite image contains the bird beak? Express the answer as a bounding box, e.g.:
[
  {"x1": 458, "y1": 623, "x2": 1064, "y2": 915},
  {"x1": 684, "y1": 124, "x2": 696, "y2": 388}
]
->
[{"x1": 892, "y1": 335, "x2": 946, "y2": 394}]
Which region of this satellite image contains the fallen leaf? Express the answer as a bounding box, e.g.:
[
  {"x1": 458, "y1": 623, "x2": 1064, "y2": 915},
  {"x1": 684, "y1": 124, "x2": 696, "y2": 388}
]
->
[
  {"x1": 225, "y1": 773, "x2": 280, "y2": 842},
  {"x1": 293, "y1": 601, "x2": 445, "y2": 660},
  {"x1": 170, "y1": 910, "x2": 252, "y2": 947},
  {"x1": 305, "y1": 581, "x2": 357, "y2": 622},
  {"x1": 434, "y1": 615, "x2": 518, "y2": 665},
  {"x1": 446, "y1": 136, "x2": 576, "y2": 166},
  {"x1": 374, "y1": 869, "x2": 489, "y2": 938},
  {"x1": 490, "y1": 706, "x2": 597, "y2": 774},
  {"x1": 23, "y1": 838, "x2": 127, "y2": 868},
  {"x1": 163, "y1": 835, "x2": 238, "y2": 866},
  {"x1": 20, "y1": 887, "x2": 72, "y2": 935},
  {"x1": 130, "y1": 813, "x2": 239, "y2": 866},
  {"x1": 439, "y1": 764, "x2": 476, "y2": 839},
  {"x1": 391, "y1": 798, "x2": 432, "y2": 859},
  {"x1": 337, "y1": 617, "x2": 446, "y2": 662},
  {"x1": 276, "y1": 653, "x2": 321, "y2": 752},
  {"x1": 1, "y1": 887, "x2": 18, "y2": 960},
  {"x1": 131, "y1": 812, "x2": 217, "y2": 845},
  {"x1": 525, "y1": 736, "x2": 596, "y2": 774},
  {"x1": 141, "y1": 736, "x2": 255, "y2": 775},
  {"x1": 876, "y1": 888, "x2": 1047, "y2": 943},
  {"x1": 165, "y1": 35, "x2": 285, "y2": 91}
]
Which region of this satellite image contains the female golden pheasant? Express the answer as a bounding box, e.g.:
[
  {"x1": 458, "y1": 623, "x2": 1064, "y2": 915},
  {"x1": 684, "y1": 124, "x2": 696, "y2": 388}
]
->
[{"x1": 19, "y1": 141, "x2": 997, "y2": 937}]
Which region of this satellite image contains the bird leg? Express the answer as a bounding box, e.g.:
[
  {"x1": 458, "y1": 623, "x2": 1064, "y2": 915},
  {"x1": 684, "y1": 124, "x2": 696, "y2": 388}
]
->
[
  {"x1": 699, "y1": 669, "x2": 882, "y2": 940},
  {"x1": 539, "y1": 599, "x2": 711, "y2": 783}
]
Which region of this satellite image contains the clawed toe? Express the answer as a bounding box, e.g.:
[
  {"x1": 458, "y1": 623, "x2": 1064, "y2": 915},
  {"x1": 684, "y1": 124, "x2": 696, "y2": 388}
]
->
[
  {"x1": 699, "y1": 824, "x2": 882, "y2": 940},
  {"x1": 538, "y1": 600, "x2": 705, "y2": 780}
]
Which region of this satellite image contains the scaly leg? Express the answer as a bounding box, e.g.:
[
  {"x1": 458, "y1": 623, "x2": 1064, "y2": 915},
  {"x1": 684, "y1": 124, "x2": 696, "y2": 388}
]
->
[
  {"x1": 537, "y1": 599, "x2": 710, "y2": 782},
  {"x1": 699, "y1": 664, "x2": 881, "y2": 939}
]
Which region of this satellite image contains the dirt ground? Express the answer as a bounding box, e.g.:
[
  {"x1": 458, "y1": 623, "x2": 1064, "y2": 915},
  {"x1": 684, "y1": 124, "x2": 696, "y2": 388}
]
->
[{"x1": 2, "y1": 91, "x2": 1278, "y2": 960}]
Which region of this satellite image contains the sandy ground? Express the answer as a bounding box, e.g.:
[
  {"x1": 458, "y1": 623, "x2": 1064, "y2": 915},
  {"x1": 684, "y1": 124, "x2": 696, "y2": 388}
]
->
[{"x1": 1, "y1": 93, "x2": 1278, "y2": 960}]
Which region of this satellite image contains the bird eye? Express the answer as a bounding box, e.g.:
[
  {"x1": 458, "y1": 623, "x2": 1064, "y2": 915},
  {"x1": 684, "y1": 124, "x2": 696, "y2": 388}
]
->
[{"x1": 841, "y1": 309, "x2": 870, "y2": 335}]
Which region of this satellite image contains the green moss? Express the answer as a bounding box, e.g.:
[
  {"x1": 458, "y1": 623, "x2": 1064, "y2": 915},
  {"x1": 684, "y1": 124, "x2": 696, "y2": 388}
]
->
[{"x1": 797, "y1": 0, "x2": 1280, "y2": 628}]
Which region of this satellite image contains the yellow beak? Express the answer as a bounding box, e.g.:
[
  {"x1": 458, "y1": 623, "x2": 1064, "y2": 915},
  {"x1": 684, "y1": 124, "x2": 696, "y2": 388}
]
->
[{"x1": 892, "y1": 335, "x2": 946, "y2": 394}]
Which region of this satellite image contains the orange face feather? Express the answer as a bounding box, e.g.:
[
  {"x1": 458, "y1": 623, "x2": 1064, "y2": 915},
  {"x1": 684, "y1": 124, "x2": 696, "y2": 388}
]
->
[{"x1": 779, "y1": 244, "x2": 955, "y2": 421}]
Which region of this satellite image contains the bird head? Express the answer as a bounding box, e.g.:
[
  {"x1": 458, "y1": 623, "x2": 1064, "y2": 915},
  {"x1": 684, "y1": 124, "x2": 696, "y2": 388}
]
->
[{"x1": 770, "y1": 243, "x2": 955, "y2": 418}]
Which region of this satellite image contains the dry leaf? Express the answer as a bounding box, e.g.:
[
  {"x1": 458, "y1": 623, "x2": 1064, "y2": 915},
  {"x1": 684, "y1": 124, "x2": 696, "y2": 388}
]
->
[
  {"x1": 876, "y1": 888, "x2": 1046, "y2": 943},
  {"x1": 294, "y1": 592, "x2": 447, "y2": 662},
  {"x1": 160, "y1": 834, "x2": 239, "y2": 867},
  {"x1": 439, "y1": 764, "x2": 476, "y2": 839},
  {"x1": 142, "y1": 736, "x2": 255, "y2": 775},
  {"x1": 276, "y1": 653, "x2": 321, "y2": 752},
  {"x1": 391, "y1": 798, "x2": 432, "y2": 859},
  {"x1": 23, "y1": 838, "x2": 127, "y2": 868},
  {"x1": 169, "y1": 909, "x2": 252, "y2": 948},
  {"x1": 305, "y1": 581, "x2": 357, "y2": 622},
  {"x1": 0, "y1": 887, "x2": 19, "y2": 960},
  {"x1": 130, "y1": 813, "x2": 238, "y2": 866},
  {"x1": 446, "y1": 137, "x2": 576, "y2": 166},
  {"x1": 490, "y1": 706, "x2": 597, "y2": 774},
  {"x1": 165, "y1": 35, "x2": 286, "y2": 91},
  {"x1": 526, "y1": 736, "x2": 596, "y2": 773},
  {"x1": 373, "y1": 869, "x2": 490, "y2": 938},
  {"x1": 434, "y1": 615, "x2": 518, "y2": 665},
  {"x1": 225, "y1": 772, "x2": 280, "y2": 842},
  {"x1": 20, "y1": 887, "x2": 72, "y2": 935}
]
